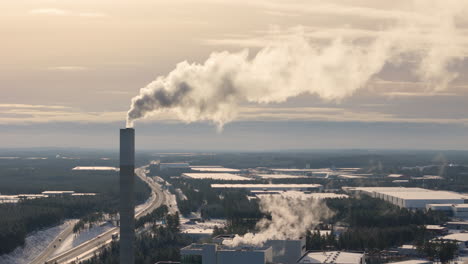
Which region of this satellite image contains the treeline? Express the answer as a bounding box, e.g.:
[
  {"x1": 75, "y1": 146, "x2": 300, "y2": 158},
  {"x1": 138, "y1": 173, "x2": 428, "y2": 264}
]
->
[
  {"x1": 0, "y1": 196, "x2": 115, "y2": 254},
  {"x1": 157, "y1": 174, "x2": 260, "y2": 222},
  {"x1": 135, "y1": 205, "x2": 169, "y2": 229},
  {"x1": 82, "y1": 213, "x2": 191, "y2": 264},
  {"x1": 0, "y1": 180, "x2": 150, "y2": 255},
  {"x1": 305, "y1": 197, "x2": 448, "y2": 252}
]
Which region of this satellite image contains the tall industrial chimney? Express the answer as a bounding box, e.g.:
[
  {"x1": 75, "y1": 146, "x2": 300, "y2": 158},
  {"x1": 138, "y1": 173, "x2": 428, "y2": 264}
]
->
[{"x1": 120, "y1": 128, "x2": 135, "y2": 264}]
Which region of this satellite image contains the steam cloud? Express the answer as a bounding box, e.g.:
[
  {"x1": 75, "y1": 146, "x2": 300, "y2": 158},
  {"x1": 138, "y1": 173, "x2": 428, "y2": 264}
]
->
[
  {"x1": 127, "y1": 1, "x2": 466, "y2": 128},
  {"x1": 223, "y1": 193, "x2": 334, "y2": 247}
]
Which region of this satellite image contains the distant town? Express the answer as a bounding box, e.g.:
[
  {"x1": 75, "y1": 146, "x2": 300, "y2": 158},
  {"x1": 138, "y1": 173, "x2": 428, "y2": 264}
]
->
[{"x1": 1, "y1": 150, "x2": 468, "y2": 264}]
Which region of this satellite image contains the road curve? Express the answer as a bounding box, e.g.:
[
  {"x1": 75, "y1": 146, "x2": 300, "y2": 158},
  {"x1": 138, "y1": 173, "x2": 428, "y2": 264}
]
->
[{"x1": 39, "y1": 167, "x2": 166, "y2": 264}]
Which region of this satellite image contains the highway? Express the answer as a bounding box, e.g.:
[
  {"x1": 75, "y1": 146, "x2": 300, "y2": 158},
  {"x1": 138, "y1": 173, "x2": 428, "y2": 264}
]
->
[
  {"x1": 37, "y1": 167, "x2": 166, "y2": 264},
  {"x1": 29, "y1": 220, "x2": 78, "y2": 264}
]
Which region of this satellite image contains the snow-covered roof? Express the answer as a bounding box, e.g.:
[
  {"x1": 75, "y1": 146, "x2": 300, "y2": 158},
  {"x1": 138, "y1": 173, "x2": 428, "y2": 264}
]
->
[
  {"x1": 72, "y1": 166, "x2": 118, "y2": 171},
  {"x1": 441, "y1": 233, "x2": 468, "y2": 242},
  {"x1": 182, "y1": 173, "x2": 251, "y2": 181}
]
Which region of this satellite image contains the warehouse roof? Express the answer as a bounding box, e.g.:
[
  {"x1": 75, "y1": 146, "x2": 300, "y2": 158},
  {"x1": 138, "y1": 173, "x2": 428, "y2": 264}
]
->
[
  {"x1": 72, "y1": 166, "x2": 118, "y2": 171},
  {"x1": 256, "y1": 191, "x2": 348, "y2": 200},
  {"x1": 351, "y1": 187, "x2": 467, "y2": 200},
  {"x1": 211, "y1": 184, "x2": 322, "y2": 189},
  {"x1": 190, "y1": 167, "x2": 240, "y2": 172},
  {"x1": 441, "y1": 233, "x2": 468, "y2": 242},
  {"x1": 255, "y1": 174, "x2": 308, "y2": 179},
  {"x1": 182, "y1": 173, "x2": 251, "y2": 181}
]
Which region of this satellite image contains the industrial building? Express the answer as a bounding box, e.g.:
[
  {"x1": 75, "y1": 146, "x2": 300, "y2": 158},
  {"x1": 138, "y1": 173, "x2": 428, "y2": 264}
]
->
[
  {"x1": 253, "y1": 174, "x2": 309, "y2": 179},
  {"x1": 190, "y1": 166, "x2": 240, "y2": 173},
  {"x1": 72, "y1": 166, "x2": 119, "y2": 171},
  {"x1": 297, "y1": 251, "x2": 365, "y2": 264},
  {"x1": 181, "y1": 236, "x2": 307, "y2": 264},
  {"x1": 265, "y1": 238, "x2": 307, "y2": 264},
  {"x1": 41, "y1": 191, "x2": 75, "y2": 196},
  {"x1": 439, "y1": 233, "x2": 468, "y2": 250},
  {"x1": 181, "y1": 243, "x2": 273, "y2": 264},
  {"x1": 426, "y1": 203, "x2": 468, "y2": 218},
  {"x1": 254, "y1": 191, "x2": 348, "y2": 200},
  {"x1": 446, "y1": 221, "x2": 468, "y2": 230},
  {"x1": 344, "y1": 187, "x2": 467, "y2": 209},
  {"x1": 211, "y1": 184, "x2": 323, "y2": 192},
  {"x1": 182, "y1": 173, "x2": 252, "y2": 181}
]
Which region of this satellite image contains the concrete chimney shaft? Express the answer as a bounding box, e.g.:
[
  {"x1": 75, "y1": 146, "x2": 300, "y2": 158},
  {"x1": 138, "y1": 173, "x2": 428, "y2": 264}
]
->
[{"x1": 120, "y1": 128, "x2": 135, "y2": 264}]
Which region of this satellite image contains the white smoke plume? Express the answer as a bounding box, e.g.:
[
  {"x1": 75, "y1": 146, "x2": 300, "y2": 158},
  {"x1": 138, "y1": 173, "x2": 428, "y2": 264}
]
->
[
  {"x1": 126, "y1": 0, "x2": 466, "y2": 128},
  {"x1": 223, "y1": 193, "x2": 334, "y2": 247}
]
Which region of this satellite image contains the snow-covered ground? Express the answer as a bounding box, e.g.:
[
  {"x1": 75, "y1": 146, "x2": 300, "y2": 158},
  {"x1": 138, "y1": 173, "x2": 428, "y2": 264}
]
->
[
  {"x1": 0, "y1": 221, "x2": 71, "y2": 264},
  {"x1": 52, "y1": 222, "x2": 115, "y2": 256}
]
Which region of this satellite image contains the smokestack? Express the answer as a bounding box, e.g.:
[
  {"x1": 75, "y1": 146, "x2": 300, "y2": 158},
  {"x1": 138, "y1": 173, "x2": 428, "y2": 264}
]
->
[{"x1": 120, "y1": 128, "x2": 135, "y2": 264}]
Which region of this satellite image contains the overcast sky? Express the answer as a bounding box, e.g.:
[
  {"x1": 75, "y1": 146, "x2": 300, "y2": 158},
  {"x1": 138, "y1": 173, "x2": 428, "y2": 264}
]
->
[{"x1": 1, "y1": 0, "x2": 468, "y2": 150}]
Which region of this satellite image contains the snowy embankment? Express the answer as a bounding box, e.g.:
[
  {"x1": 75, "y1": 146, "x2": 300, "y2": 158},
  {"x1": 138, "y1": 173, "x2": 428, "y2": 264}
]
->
[
  {"x1": 0, "y1": 221, "x2": 71, "y2": 264},
  {"x1": 52, "y1": 222, "x2": 115, "y2": 256},
  {"x1": 54, "y1": 192, "x2": 154, "y2": 256}
]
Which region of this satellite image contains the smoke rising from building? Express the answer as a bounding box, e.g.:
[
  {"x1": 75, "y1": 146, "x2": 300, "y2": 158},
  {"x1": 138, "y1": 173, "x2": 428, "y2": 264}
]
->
[
  {"x1": 224, "y1": 194, "x2": 334, "y2": 247},
  {"x1": 126, "y1": 0, "x2": 466, "y2": 128}
]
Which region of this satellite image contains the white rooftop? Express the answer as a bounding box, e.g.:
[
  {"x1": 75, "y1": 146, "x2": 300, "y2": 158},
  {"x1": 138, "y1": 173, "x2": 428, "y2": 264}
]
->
[
  {"x1": 338, "y1": 174, "x2": 367, "y2": 179},
  {"x1": 441, "y1": 233, "x2": 468, "y2": 242},
  {"x1": 298, "y1": 251, "x2": 364, "y2": 264},
  {"x1": 255, "y1": 174, "x2": 308, "y2": 179},
  {"x1": 256, "y1": 191, "x2": 348, "y2": 200},
  {"x1": 271, "y1": 168, "x2": 331, "y2": 172},
  {"x1": 211, "y1": 184, "x2": 322, "y2": 189},
  {"x1": 182, "y1": 173, "x2": 251, "y2": 181},
  {"x1": 351, "y1": 187, "x2": 467, "y2": 200},
  {"x1": 190, "y1": 167, "x2": 240, "y2": 172},
  {"x1": 72, "y1": 166, "x2": 118, "y2": 171}
]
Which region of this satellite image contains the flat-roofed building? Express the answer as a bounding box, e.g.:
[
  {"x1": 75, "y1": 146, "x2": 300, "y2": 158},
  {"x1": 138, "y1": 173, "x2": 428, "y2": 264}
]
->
[
  {"x1": 344, "y1": 187, "x2": 467, "y2": 209},
  {"x1": 264, "y1": 238, "x2": 306, "y2": 264},
  {"x1": 182, "y1": 173, "x2": 252, "y2": 181},
  {"x1": 446, "y1": 221, "x2": 468, "y2": 230},
  {"x1": 72, "y1": 166, "x2": 118, "y2": 171},
  {"x1": 439, "y1": 233, "x2": 468, "y2": 250},
  {"x1": 181, "y1": 243, "x2": 272, "y2": 264},
  {"x1": 190, "y1": 166, "x2": 241, "y2": 173},
  {"x1": 452, "y1": 204, "x2": 468, "y2": 219},
  {"x1": 188, "y1": 236, "x2": 306, "y2": 264},
  {"x1": 254, "y1": 174, "x2": 309, "y2": 179},
  {"x1": 297, "y1": 251, "x2": 365, "y2": 264},
  {"x1": 211, "y1": 184, "x2": 323, "y2": 192},
  {"x1": 255, "y1": 191, "x2": 348, "y2": 200},
  {"x1": 41, "y1": 191, "x2": 75, "y2": 196}
]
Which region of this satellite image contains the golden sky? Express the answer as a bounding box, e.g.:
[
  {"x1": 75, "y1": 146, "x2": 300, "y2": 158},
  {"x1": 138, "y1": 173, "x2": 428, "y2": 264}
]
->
[{"x1": 1, "y1": 0, "x2": 468, "y2": 149}]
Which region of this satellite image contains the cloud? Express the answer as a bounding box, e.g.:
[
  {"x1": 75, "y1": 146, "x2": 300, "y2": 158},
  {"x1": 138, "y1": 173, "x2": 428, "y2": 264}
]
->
[
  {"x1": 29, "y1": 9, "x2": 108, "y2": 18},
  {"x1": 0, "y1": 104, "x2": 71, "y2": 110},
  {"x1": 47, "y1": 66, "x2": 88, "y2": 72},
  {"x1": 78, "y1": 12, "x2": 108, "y2": 18},
  {"x1": 29, "y1": 8, "x2": 69, "y2": 16},
  {"x1": 1, "y1": 104, "x2": 468, "y2": 126},
  {"x1": 383, "y1": 92, "x2": 456, "y2": 97}
]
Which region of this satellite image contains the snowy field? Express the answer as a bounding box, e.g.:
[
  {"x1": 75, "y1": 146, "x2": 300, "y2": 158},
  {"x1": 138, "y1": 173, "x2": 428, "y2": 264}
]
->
[{"x1": 0, "y1": 221, "x2": 71, "y2": 264}]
